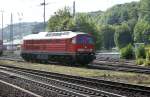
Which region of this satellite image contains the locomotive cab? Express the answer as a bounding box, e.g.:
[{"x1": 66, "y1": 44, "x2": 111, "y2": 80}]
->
[
  {"x1": 71, "y1": 34, "x2": 96, "y2": 64},
  {"x1": 76, "y1": 34, "x2": 94, "y2": 52}
]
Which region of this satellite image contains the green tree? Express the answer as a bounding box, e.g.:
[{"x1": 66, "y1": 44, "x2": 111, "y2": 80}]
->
[
  {"x1": 99, "y1": 25, "x2": 115, "y2": 49},
  {"x1": 134, "y1": 20, "x2": 150, "y2": 43},
  {"x1": 114, "y1": 23, "x2": 133, "y2": 49},
  {"x1": 100, "y1": 2, "x2": 139, "y2": 25},
  {"x1": 140, "y1": 0, "x2": 150, "y2": 22},
  {"x1": 120, "y1": 44, "x2": 134, "y2": 59},
  {"x1": 47, "y1": 7, "x2": 74, "y2": 31},
  {"x1": 143, "y1": 25, "x2": 150, "y2": 43},
  {"x1": 135, "y1": 45, "x2": 146, "y2": 59},
  {"x1": 134, "y1": 0, "x2": 150, "y2": 44}
]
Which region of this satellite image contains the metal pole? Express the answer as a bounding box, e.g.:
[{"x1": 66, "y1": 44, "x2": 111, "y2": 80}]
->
[
  {"x1": 1, "y1": 11, "x2": 3, "y2": 51},
  {"x1": 18, "y1": 12, "x2": 23, "y2": 39},
  {"x1": 40, "y1": 0, "x2": 47, "y2": 31},
  {"x1": 10, "y1": 13, "x2": 13, "y2": 52},
  {"x1": 73, "y1": 1, "x2": 75, "y2": 17},
  {"x1": 44, "y1": 0, "x2": 46, "y2": 30}
]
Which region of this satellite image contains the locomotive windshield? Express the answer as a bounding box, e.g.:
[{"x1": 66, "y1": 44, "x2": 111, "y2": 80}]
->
[{"x1": 77, "y1": 35, "x2": 94, "y2": 44}]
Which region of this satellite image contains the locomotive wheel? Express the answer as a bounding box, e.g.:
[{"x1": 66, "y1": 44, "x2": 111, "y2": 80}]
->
[
  {"x1": 76, "y1": 55, "x2": 92, "y2": 65},
  {"x1": 77, "y1": 60, "x2": 89, "y2": 66},
  {"x1": 64, "y1": 56, "x2": 76, "y2": 65},
  {"x1": 66, "y1": 60, "x2": 76, "y2": 65}
]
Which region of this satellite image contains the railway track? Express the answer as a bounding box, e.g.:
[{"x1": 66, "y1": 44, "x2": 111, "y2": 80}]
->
[
  {"x1": 0, "y1": 56, "x2": 24, "y2": 62},
  {"x1": 0, "y1": 65, "x2": 123, "y2": 97},
  {"x1": 0, "y1": 65, "x2": 150, "y2": 97},
  {"x1": 1, "y1": 56, "x2": 150, "y2": 74},
  {"x1": 0, "y1": 80, "x2": 41, "y2": 97},
  {"x1": 90, "y1": 61, "x2": 150, "y2": 74}
]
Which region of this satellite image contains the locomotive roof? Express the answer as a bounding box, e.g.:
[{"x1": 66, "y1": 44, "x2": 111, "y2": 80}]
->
[{"x1": 23, "y1": 31, "x2": 87, "y2": 40}]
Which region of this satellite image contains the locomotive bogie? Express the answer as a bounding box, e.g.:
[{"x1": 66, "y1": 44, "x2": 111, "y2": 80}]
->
[{"x1": 21, "y1": 52, "x2": 95, "y2": 65}]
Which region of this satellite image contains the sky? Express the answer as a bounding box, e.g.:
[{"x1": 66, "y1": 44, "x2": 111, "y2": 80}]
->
[{"x1": 0, "y1": 0, "x2": 140, "y2": 27}]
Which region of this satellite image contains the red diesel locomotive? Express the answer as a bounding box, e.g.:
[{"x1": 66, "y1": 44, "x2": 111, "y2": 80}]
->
[{"x1": 21, "y1": 31, "x2": 96, "y2": 65}]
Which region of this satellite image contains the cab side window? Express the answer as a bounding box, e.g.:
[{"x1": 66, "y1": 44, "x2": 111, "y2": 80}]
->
[
  {"x1": 77, "y1": 35, "x2": 94, "y2": 44},
  {"x1": 77, "y1": 36, "x2": 84, "y2": 44}
]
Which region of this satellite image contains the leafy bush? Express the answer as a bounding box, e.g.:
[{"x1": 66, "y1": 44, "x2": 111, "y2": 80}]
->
[
  {"x1": 144, "y1": 61, "x2": 150, "y2": 66},
  {"x1": 146, "y1": 51, "x2": 150, "y2": 59},
  {"x1": 144, "y1": 52, "x2": 150, "y2": 66},
  {"x1": 136, "y1": 58, "x2": 144, "y2": 65},
  {"x1": 120, "y1": 44, "x2": 134, "y2": 59},
  {"x1": 135, "y1": 45, "x2": 146, "y2": 59}
]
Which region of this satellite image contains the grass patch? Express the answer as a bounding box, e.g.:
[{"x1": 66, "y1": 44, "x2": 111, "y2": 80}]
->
[{"x1": 0, "y1": 60, "x2": 150, "y2": 87}]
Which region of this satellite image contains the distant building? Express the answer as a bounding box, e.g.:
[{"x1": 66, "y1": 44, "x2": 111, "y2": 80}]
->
[{"x1": 3, "y1": 39, "x2": 22, "y2": 51}]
